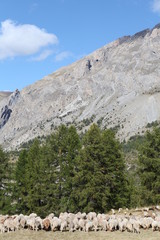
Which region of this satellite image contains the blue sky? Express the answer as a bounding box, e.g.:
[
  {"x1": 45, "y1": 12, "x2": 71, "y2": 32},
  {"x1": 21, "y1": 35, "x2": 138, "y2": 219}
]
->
[{"x1": 0, "y1": 0, "x2": 160, "y2": 91}]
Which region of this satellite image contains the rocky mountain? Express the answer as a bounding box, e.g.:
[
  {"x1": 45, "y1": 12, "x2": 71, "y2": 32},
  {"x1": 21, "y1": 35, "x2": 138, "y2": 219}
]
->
[
  {"x1": 0, "y1": 89, "x2": 19, "y2": 130},
  {"x1": 1, "y1": 23, "x2": 160, "y2": 150}
]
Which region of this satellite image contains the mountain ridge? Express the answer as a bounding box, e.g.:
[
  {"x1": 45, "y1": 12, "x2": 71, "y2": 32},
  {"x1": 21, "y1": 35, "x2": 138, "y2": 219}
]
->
[{"x1": 1, "y1": 23, "x2": 160, "y2": 150}]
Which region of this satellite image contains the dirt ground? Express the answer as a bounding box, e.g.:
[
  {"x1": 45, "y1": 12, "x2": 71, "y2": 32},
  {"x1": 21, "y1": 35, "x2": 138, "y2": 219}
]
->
[{"x1": 0, "y1": 229, "x2": 159, "y2": 240}]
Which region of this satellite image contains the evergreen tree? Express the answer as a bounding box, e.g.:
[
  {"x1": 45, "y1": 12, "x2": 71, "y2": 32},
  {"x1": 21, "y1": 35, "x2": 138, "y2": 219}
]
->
[
  {"x1": 72, "y1": 124, "x2": 129, "y2": 213},
  {"x1": 14, "y1": 126, "x2": 81, "y2": 216},
  {"x1": 25, "y1": 139, "x2": 46, "y2": 216},
  {"x1": 75, "y1": 124, "x2": 105, "y2": 213},
  {"x1": 39, "y1": 134, "x2": 61, "y2": 216},
  {"x1": 101, "y1": 129, "x2": 129, "y2": 209},
  {"x1": 47, "y1": 125, "x2": 81, "y2": 213},
  {"x1": 0, "y1": 146, "x2": 12, "y2": 214},
  {"x1": 13, "y1": 123, "x2": 130, "y2": 215},
  {"x1": 15, "y1": 139, "x2": 48, "y2": 217},
  {"x1": 14, "y1": 149, "x2": 29, "y2": 214},
  {"x1": 138, "y1": 127, "x2": 160, "y2": 205}
]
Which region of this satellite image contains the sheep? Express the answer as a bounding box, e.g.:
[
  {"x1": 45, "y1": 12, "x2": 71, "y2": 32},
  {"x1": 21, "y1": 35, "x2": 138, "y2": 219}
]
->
[
  {"x1": 108, "y1": 218, "x2": 118, "y2": 231},
  {"x1": 141, "y1": 217, "x2": 153, "y2": 229},
  {"x1": 152, "y1": 220, "x2": 158, "y2": 231},
  {"x1": 19, "y1": 214, "x2": 26, "y2": 229},
  {"x1": 60, "y1": 220, "x2": 68, "y2": 232},
  {"x1": 81, "y1": 212, "x2": 87, "y2": 219},
  {"x1": 92, "y1": 217, "x2": 98, "y2": 231},
  {"x1": 12, "y1": 215, "x2": 21, "y2": 231},
  {"x1": 119, "y1": 218, "x2": 128, "y2": 232},
  {"x1": 34, "y1": 217, "x2": 43, "y2": 231},
  {"x1": 29, "y1": 213, "x2": 37, "y2": 218},
  {"x1": 85, "y1": 221, "x2": 93, "y2": 232},
  {"x1": 4, "y1": 217, "x2": 16, "y2": 233},
  {"x1": 132, "y1": 219, "x2": 140, "y2": 233},
  {"x1": 87, "y1": 212, "x2": 96, "y2": 221},
  {"x1": 47, "y1": 213, "x2": 54, "y2": 219},
  {"x1": 50, "y1": 217, "x2": 61, "y2": 231},
  {"x1": 26, "y1": 217, "x2": 36, "y2": 230},
  {"x1": 126, "y1": 220, "x2": 133, "y2": 233},
  {"x1": 98, "y1": 219, "x2": 108, "y2": 231},
  {"x1": 0, "y1": 207, "x2": 159, "y2": 234},
  {"x1": 0, "y1": 215, "x2": 8, "y2": 224},
  {"x1": 78, "y1": 218, "x2": 86, "y2": 231},
  {"x1": 0, "y1": 223, "x2": 5, "y2": 233},
  {"x1": 68, "y1": 220, "x2": 75, "y2": 232}
]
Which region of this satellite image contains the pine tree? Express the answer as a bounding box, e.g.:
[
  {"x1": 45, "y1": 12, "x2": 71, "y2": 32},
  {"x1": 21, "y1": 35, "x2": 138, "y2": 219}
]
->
[
  {"x1": 14, "y1": 149, "x2": 29, "y2": 214},
  {"x1": 39, "y1": 135, "x2": 61, "y2": 216},
  {"x1": 25, "y1": 139, "x2": 46, "y2": 216},
  {"x1": 101, "y1": 129, "x2": 129, "y2": 209},
  {"x1": 0, "y1": 146, "x2": 12, "y2": 214},
  {"x1": 14, "y1": 126, "x2": 81, "y2": 216},
  {"x1": 15, "y1": 139, "x2": 48, "y2": 216},
  {"x1": 72, "y1": 124, "x2": 104, "y2": 212},
  {"x1": 138, "y1": 127, "x2": 160, "y2": 205},
  {"x1": 72, "y1": 124, "x2": 129, "y2": 213},
  {"x1": 47, "y1": 125, "x2": 81, "y2": 213},
  {"x1": 13, "y1": 123, "x2": 130, "y2": 215}
]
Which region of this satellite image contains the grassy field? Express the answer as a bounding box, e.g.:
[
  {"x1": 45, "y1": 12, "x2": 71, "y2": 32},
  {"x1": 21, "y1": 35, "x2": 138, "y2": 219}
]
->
[{"x1": 0, "y1": 229, "x2": 159, "y2": 240}]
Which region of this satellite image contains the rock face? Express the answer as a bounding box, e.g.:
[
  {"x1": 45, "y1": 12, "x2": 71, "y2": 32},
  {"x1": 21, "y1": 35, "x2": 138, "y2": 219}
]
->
[
  {"x1": 1, "y1": 24, "x2": 160, "y2": 150},
  {"x1": 0, "y1": 90, "x2": 19, "y2": 129}
]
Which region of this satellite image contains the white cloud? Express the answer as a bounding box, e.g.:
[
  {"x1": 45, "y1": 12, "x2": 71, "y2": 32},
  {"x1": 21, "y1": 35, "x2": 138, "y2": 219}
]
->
[
  {"x1": 152, "y1": 0, "x2": 160, "y2": 13},
  {"x1": 54, "y1": 51, "x2": 73, "y2": 62},
  {"x1": 31, "y1": 49, "x2": 53, "y2": 61},
  {"x1": 0, "y1": 19, "x2": 58, "y2": 60}
]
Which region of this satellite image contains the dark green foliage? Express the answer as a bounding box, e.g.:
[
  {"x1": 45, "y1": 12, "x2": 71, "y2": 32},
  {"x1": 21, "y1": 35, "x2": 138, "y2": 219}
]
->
[
  {"x1": 121, "y1": 134, "x2": 146, "y2": 208},
  {"x1": 24, "y1": 139, "x2": 45, "y2": 215},
  {"x1": 122, "y1": 135, "x2": 145, "y2": 153},
  {"x1": 4, "y1": 124, "x2": 160, "y2": 215},
  {"x1": 71, "y1": 124, "x2": 104, "y2": 213},
  {"x1": 71, "y1": 124, "x2": 129, "y2": 213},
  {"x1": 0, "y1": 147, "x2": 12, "y2": 214},
  {"x1": 14, "y1": 149, "x2": 29, "y2": 213},
  {"x1": 138, "y1": 128, "x2": 160, "y2": 205},
  {"x1": 146, "y1": 120, "x2": 159, "y2": 128},
  {"x1": 47, "y1": 125, "x2": 81, "y2": 214},
  {"x1": 97, "y1": 117, "x2": 104, "y2": 127},
  {"x1": 101, "y1": 129, "x2": 129, "y2": 209},
  {"x1": 14, "y1": 140, "x2": 47, "y2": 216},
  {"x1": 14, "y1": 125, "x2": 82, "y2": 216}
]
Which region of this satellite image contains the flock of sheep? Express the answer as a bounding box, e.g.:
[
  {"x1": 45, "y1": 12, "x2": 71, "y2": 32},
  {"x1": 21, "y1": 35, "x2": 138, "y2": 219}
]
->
[{"x1": 0, "y1": 207, "x2": 160, "y2": 234}]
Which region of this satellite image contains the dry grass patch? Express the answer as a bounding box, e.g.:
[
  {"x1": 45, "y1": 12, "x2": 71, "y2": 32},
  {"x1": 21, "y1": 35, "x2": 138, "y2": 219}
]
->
[{"x1": 0, "y1": 229, "x2": 159, "y2": 240}]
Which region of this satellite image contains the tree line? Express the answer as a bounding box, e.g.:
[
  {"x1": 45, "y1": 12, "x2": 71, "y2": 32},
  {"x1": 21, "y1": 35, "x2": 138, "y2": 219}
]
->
[{"x1": 0, "y1": 124, "x2": 160, "y2": 217}]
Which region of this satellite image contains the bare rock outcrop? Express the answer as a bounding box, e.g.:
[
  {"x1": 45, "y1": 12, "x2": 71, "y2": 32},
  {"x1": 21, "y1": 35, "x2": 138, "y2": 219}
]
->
[{"x1": 1, "y1": 24, "x2": 160, "y2": 150}]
